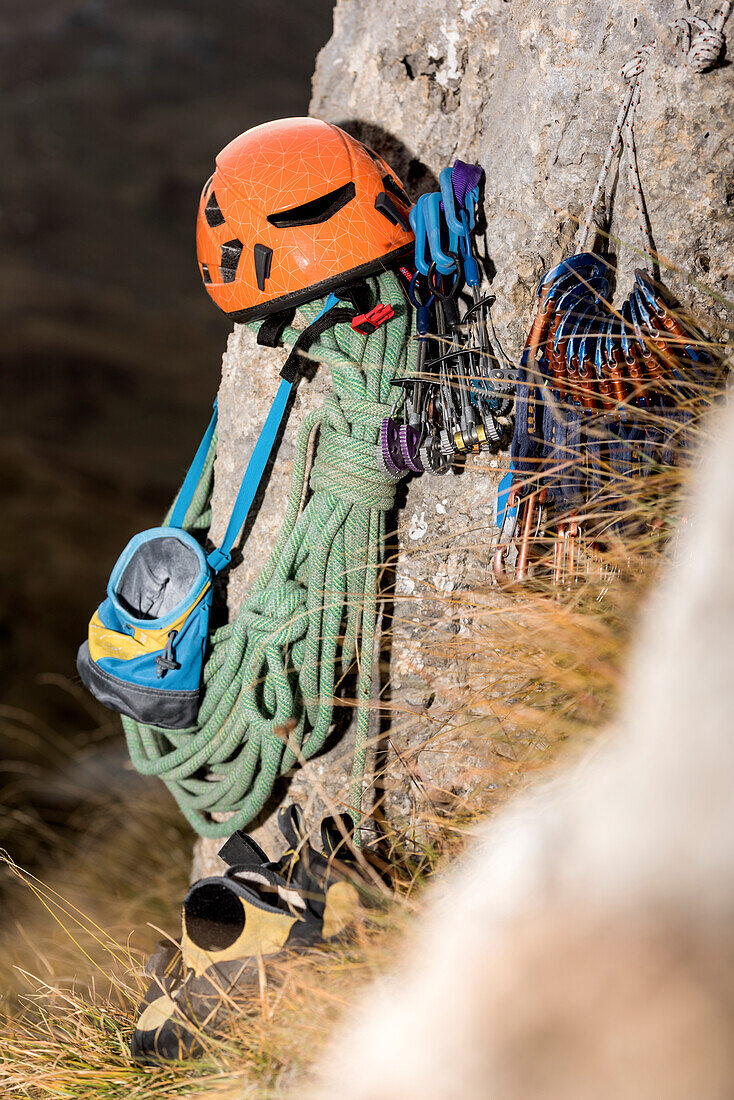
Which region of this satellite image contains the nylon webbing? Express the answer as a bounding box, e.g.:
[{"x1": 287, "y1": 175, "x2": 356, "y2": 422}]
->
[{"x1": 206, "y1": 377, "x2": 293, "y2": 573}]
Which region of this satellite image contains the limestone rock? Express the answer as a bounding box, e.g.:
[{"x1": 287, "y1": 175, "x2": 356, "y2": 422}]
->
[{"x1": 192, "y1": 0, "x2": 733, "y2": 878}]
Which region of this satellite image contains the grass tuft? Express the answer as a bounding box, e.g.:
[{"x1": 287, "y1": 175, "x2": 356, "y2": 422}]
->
[{"x1": 1, "y1": 280, "x2": 731, "y2": 1098}]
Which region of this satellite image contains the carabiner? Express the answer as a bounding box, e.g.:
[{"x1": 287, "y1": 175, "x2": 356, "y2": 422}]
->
[
  {"x1": 424, "y1": 192, "x2": 459, "y2": 275},
  {"x1": 427, "y1": 260, "x2": 462, "y2": 300},
  {"x1": 440, "y1": 163, "x2": 480, "y2": 232},
  {"x1": 493, "y1": 486, "x2": 549, "y2": 587},
  {"x1": 408, "y1": 271, "x2": 435, "y2": 336},
  {"x1": 409, "y1": 199, "x2": 432, "y2": 277},
  {"x1": 458, "y1": 210, "x2": 480, "y2": 287},
  {"x1": 553, "y1": 519, "x2": 580, "y2": 587},
  {"x1": 439, "y1": 166, "x2": 465, "y2": 235}
]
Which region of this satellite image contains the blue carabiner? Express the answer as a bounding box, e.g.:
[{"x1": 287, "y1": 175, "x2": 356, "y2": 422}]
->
[
  {"x1": 425, "y1": 192, "x2": 458, "y2": 275},
  {"x1": 459, "y1": 209, "x2": 480, "y2": 287},
  {"x1": 409, "y1": 198, "x2": 432, "y2": 277},
  {"x1": 441, "y1": 165, "x2": 480, "y2": 285},
  {"x1": 439, "y1": 166, "x2": 464, "y2": 235},
  {"x1": 408, "y1": 270, "x2": 434, "y2": 336},
  {"x1": 465, "y1": 184, "x2": 479, "y2": 230}
]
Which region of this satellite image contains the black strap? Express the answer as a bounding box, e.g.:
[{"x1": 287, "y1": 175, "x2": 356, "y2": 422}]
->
[
  {"x1": 335, "y1": 280, "x2": 373, "y2": 314},
  {"x1": 320, "y1": 813, "x2": 357, "y2": 862},
  {"x1": 257, "y1": 279, "x2": 375, "y2": 382},
  {"x1": 277, "y1": 804, "x2": 308, "y2": 850},
  {"x1": 218, "y1": 829, "x2": 270, "y2": 869},
  {"x1": 256, "y1": 307, "x2": 296, "y2": 348},
  {"x1": 280, "y1": 306, "x2": 356, "y2": 383}
]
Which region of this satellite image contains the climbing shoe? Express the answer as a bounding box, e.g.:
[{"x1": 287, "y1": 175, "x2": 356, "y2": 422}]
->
[
  {"x1": 272, "y1": 804, "x2": 368, "y2": 941},
  {"x1": 130, "y1": 804, "x2": 368, "y2": 1064}
]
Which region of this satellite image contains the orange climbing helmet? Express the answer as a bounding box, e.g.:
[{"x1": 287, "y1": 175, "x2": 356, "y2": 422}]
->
[{"x1": 196, "y1": 117, "x2": 414, "y2": 321}]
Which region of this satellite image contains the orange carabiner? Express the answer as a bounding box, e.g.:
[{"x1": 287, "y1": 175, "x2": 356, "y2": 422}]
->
[{"x1": 494, "y1": 487, "x2": 549, "y2": 587}]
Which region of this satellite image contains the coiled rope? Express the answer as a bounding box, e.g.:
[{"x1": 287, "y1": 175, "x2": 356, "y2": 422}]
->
[{"x1": 122, "y1": 269, "x2": 414, "y2": 839}]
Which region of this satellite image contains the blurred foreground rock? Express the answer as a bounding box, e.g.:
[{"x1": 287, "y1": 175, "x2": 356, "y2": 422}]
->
[{"x1": 193, "y1": 0, "x2": 733, "y2": 877}]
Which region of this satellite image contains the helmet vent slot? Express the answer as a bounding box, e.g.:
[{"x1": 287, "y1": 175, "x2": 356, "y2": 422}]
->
[
  {"x1": 363, "y1": 145, "x2": 386, "y2": 168},
  {"x1": 375, "y1": 191, "x2": 411, "y2": 233},
  {"x1": 205, "y1": 192, "x2": 225, "y2": 228},
  {"x1": 267, "y1": 181, "x2": 356, "y2": 228},
  {"x1": 253, "y1": 244, "x2": 273, "y2": 291},
  {"x1": 220, "y1": 238, "x2": 243, "y2": 283},
  {"x1": 382, "y1": 174, "x2": 410, "y2": 208}
]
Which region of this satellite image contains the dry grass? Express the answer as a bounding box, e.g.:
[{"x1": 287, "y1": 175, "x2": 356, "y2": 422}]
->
[
  {"x1": 0, "y1": 794, "x2": 416, "y2": 1099},
  {"x1": 0, "y1": 282, "x2": 731, "y2": 1098}
]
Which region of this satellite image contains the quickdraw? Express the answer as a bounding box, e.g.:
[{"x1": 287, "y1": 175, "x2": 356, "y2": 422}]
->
[
  {"x1": 377, "y1": 160, "x2": 518, "y2": 478},
  {"x1": 498, "y1": 37, "x2": 722, "y2": 587}
]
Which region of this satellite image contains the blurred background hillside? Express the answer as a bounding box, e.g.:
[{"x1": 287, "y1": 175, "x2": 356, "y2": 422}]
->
[{"x1": 0, "y1": 0, "x2": 334, "y2": 863}]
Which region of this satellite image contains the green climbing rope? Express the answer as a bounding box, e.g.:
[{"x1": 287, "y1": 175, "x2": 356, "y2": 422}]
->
[{"x1": 121, "y1": 269, "x2": 415, "y2": 838}]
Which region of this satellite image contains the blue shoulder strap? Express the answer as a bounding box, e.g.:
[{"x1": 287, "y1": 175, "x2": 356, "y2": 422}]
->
[
  {"x1": 206, "y1": 374, "x2": 294, "y2": 572},
  {"x1": 167, "y1": 294, "x2": 339, "y2": 574},
  {"x1": 168, "y1": 400, "x2": 219, "y2": 530}
]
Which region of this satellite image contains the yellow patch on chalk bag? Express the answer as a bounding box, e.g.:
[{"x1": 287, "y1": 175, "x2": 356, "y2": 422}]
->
[{"x1": 87, "y1": 584, "x2": 210, "y2": 664}]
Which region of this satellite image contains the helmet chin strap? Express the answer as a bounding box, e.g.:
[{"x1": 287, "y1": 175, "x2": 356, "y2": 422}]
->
[
  {"x1": 255, "y1": 279, "x2": 373, "y2": 352},
  {"x1": 276, "y1": 300, "x2": 360, "y2": 384},
  {"x1": 253, "y1": 280, "x2": 377, "y2": 385}
]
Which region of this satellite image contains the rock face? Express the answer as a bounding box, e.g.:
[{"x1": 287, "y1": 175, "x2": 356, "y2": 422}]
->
[{"x1": 193, "y1": 0, "x2": 733, "y2": 877}]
